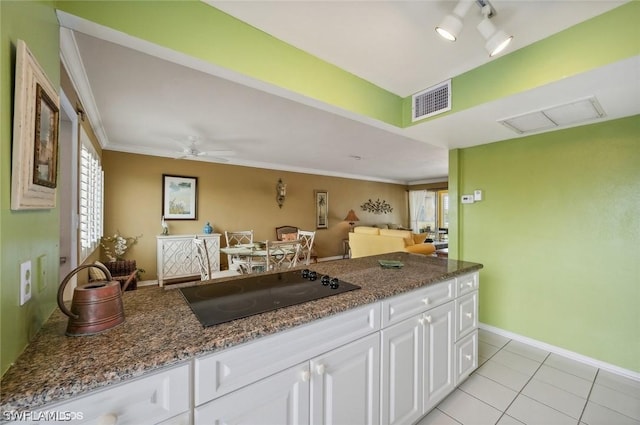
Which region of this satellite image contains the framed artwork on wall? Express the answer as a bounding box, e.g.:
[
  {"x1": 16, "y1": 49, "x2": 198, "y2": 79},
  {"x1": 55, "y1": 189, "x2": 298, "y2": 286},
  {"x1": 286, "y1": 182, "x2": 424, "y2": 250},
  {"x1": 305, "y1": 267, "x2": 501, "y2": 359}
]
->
[
  {"x1": 315, "y1": 190, "x2": 328, "y2": 229},
  {"x1": 11, "y1": 39, "x2": 60, "y2": 210},
  {"x1": 162, "y1": 174, "x2": 198, "y2": 220}
]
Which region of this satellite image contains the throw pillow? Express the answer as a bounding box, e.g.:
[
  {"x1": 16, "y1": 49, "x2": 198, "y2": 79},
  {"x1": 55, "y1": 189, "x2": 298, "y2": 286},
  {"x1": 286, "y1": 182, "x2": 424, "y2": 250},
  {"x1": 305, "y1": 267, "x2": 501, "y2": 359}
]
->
[
  {"x1": 413, "y1": 233, "x2": 428, "y2": 244},
  {"x1": 89, "y1": 261, "x2": 108, "y2": 281}
]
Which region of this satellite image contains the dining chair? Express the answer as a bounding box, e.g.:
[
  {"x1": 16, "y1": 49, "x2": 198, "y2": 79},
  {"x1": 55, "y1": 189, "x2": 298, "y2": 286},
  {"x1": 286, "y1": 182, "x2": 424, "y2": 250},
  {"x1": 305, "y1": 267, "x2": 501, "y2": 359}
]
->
[
  {"x1": 224, "y1": 230, "x2": 255, "y2": 273},
  {"x1": 193, "y1": 236, "x2": 211, "y2": 280},
  {"x1": 265, "y1": 240, "x2": 301, "y2": 271},
  {"x1": 296, "y1": 230, "x2": 317, "y2": 265},
  {"x1": 275, "y1": 225, "x2": 299, "y2": 241}
]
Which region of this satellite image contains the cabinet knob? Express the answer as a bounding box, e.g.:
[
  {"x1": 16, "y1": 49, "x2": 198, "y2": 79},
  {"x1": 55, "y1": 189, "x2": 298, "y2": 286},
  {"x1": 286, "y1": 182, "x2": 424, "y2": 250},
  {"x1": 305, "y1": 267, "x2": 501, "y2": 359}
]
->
[
  {"x1": 466, "y1": 281, "x2": 473, "y2": 287},
  {"x1": 301, "y1": 370, "x2": 311, "y2": 382},
  {"x1": 315, "y1": 364, "x2": 326, "y2": 375},
  {"x1": 424, "y1": 315, "x2": 432, "y2": 324},
  {"x1": 465, "y1": 312, "x2": 473, "y2": 319},
  {"x1": 422, "y1": 297, "x2": 430, "y2": 305},
  {"x1": 97, "y1": 413, "x2": 118, "y2": 425},
  {"x1": 465, "y1": 354, "x2": 472, "y2": 361}
]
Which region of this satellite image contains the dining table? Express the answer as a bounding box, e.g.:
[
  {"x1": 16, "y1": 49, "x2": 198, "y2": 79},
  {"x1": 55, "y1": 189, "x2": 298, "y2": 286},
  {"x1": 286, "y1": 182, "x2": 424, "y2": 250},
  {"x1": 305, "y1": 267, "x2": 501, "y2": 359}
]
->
[{"x1": 220, "y1": 243, "x2": 268, "y2": 274}]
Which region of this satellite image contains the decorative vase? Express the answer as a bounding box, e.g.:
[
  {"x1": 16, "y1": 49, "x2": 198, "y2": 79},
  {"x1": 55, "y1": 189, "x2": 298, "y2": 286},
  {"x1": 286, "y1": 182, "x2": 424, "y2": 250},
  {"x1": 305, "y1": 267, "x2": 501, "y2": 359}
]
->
[{"x1": 203, "y1": 222, "x2": 213, "y2": 234}]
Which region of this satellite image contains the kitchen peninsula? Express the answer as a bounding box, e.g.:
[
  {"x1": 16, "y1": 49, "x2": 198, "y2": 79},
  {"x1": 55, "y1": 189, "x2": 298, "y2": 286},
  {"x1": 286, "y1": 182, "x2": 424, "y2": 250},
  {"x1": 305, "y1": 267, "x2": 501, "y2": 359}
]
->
[{"x1": 1, "y1": 253, "x2": 482, "y2": 425}]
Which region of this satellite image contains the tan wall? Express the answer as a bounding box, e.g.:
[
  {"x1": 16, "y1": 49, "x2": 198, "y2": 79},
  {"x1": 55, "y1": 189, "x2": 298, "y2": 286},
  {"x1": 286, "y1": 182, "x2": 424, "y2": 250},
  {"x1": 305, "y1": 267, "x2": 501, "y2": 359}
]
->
[{"x1": 103, "y1": 151, "x2": 409, "y2": 280}]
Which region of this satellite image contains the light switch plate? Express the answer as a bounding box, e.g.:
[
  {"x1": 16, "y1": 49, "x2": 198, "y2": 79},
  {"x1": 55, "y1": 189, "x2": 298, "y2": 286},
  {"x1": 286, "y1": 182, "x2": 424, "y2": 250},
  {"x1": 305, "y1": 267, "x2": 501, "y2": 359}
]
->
[
  {"x1": 461, "y1": 195, "x2": 475, "y2": 204},
  {"x1": 20, "y1": 260, "x2": 32, "y2": 305}
]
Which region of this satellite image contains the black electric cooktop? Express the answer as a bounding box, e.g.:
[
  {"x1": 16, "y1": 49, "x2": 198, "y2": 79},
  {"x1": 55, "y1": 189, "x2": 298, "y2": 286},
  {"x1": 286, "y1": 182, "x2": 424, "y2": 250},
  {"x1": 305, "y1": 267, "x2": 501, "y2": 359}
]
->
[{"x1": 180, "y1": 269, "x2": 361, "y2": 327}]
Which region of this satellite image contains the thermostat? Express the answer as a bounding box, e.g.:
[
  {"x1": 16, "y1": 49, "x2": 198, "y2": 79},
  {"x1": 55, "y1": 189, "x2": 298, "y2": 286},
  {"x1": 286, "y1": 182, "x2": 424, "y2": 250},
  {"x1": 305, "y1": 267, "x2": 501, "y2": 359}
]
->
[{"x1": 461, "y1": 195, "x2": 475, "y2": 204}]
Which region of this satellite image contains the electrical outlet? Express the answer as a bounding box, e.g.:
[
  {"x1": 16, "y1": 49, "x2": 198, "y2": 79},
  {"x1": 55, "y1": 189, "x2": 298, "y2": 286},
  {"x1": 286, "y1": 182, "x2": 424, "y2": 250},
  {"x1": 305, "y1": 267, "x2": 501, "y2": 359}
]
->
[{"x1": 20, "y1": 260, "x2": 32, "y2": 305}]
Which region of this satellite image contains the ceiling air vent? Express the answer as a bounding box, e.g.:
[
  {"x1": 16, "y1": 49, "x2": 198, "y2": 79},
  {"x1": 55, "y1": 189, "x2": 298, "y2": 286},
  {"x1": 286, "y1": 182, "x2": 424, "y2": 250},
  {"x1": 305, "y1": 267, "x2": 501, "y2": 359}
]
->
[{"x1": 412, "y1": 80, "x2": 451, "y2": 122}]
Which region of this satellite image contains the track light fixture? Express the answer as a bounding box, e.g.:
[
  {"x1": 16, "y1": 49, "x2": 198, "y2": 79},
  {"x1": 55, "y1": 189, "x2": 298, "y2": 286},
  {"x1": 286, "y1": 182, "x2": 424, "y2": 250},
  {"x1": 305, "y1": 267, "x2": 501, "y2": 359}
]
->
[
  {"x1": 435, "y1": 0, "x2": 474, "y2": 41},
  {"x1": 435, "y1": 0, "x2": 513, "y2": 57}
]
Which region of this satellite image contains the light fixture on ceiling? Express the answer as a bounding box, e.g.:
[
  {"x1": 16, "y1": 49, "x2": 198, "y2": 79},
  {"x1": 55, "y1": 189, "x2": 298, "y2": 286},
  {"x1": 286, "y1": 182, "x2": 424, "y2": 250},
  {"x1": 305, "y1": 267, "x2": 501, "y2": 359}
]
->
[
  {"x1": 435, "y1": 0, "x2": 474, "y2": 42},
  {"x1": 276, "y1": 178, "x2": 286, "y2": 208},
  {"x1": 435, "y1": 0, "x2": 513, "y2": 57},
  {"x1": 498, "y1": 96, "x2": 606, "y2": 134},
  {"x1": 477, "y1": 5, "x2": 513, "y2": 57}
]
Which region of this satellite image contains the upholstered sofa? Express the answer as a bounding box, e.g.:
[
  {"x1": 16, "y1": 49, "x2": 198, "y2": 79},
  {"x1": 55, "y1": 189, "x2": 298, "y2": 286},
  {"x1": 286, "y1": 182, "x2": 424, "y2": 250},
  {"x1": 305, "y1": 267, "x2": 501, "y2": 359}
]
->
[{"x1": 348, "y1": 226, "x2": 436, "y2": 258}]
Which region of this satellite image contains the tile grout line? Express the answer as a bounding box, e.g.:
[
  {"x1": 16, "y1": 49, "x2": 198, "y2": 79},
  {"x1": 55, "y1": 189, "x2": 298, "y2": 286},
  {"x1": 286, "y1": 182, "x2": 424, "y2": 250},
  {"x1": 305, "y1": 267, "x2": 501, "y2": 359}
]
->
[
  {"x1": 491, "y1": 349, "x2": 552, "y2": 424},
  {"x1": 577, "y1": 368, "x2": 599, "y2": 424}
]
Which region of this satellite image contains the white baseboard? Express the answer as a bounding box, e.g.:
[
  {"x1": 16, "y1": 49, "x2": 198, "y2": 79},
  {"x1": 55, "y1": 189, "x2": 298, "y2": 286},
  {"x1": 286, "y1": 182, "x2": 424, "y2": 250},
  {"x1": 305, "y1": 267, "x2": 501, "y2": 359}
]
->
[
  {"x1": 317, "y1": 255, "x2": 344, "y2": 262},
  {"x1": 137, "y1": 279, "x2": 158, "y2": 287},
  {"x1": 479, "y1": 323, "x2": 640, "y2": 382}
]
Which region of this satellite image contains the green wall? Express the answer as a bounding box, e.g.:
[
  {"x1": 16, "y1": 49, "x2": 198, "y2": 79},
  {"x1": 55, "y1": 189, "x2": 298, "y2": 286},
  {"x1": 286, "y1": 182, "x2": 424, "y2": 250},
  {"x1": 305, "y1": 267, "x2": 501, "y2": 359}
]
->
[
  {"x1": 0, "y1": 1, "x2": 60, "y2": 375},
  {"x1": 451, "y1": 115, "x2": 640, "y2": 372}
]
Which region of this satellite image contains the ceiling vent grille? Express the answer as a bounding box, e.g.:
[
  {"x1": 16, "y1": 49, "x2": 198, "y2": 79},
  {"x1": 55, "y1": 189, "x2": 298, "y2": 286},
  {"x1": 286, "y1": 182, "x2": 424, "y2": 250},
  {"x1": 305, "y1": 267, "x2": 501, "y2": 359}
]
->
[
  {"x1": 412, "y1": 80, "x2": 452, "y2": 122},
  {"x1": 498, "y1": 96, "x2": 606, "y2": 134}
]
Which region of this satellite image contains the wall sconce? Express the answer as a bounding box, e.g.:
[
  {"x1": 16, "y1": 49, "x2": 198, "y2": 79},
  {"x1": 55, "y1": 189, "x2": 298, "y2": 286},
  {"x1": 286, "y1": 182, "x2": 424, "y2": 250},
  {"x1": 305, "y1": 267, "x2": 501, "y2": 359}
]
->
[{"x1": 276, "y1": 178, "x2": 287, "y2": 208}]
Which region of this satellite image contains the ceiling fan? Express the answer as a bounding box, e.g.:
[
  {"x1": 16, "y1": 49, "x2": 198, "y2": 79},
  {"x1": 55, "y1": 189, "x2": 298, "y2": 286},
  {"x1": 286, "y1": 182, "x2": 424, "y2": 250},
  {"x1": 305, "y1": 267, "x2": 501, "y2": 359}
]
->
[{"x1": 174, "y1": 136, "x2": 236, "y2": 162}]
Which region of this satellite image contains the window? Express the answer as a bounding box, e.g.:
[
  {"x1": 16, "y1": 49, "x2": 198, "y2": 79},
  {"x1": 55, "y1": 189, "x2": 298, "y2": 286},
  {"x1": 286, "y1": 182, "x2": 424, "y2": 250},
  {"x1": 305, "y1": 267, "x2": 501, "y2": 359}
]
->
[
  {"x1": 409, "y1": 188, "x2": 448, "y2": 241},
  {"x1": 79, "y1": 129, "x2": 103, "y2": 262}
]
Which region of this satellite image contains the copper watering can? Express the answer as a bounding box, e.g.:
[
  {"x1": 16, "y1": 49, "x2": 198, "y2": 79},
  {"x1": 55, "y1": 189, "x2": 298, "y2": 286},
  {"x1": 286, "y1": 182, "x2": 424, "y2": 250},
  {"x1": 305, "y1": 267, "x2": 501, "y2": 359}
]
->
[{"x1": 57, "y1": 263, "x2": 135, "y2": 336}]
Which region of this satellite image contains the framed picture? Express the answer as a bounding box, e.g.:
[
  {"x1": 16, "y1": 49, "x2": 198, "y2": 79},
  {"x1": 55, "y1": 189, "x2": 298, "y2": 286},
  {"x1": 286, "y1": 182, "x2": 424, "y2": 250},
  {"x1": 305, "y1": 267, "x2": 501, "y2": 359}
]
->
[
  {"x1": 33, "y1": 84, "x2": 59, "y2": 188},
  {"x1": 315, "y1": 190, "x2": 328, "y2": 229},
  {"x1": 11, "y1": 40, "x2": 60, "y2": 210},
  {"x1": 162, "y1": 174, "x2": 198, "y2": 220}
]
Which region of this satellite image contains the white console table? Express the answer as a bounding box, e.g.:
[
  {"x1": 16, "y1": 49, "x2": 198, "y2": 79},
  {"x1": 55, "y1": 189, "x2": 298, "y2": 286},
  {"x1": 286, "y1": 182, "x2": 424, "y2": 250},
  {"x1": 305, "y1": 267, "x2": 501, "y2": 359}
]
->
[{"x1": 156, "y1": 234, "x2": 220, "y2": 286}]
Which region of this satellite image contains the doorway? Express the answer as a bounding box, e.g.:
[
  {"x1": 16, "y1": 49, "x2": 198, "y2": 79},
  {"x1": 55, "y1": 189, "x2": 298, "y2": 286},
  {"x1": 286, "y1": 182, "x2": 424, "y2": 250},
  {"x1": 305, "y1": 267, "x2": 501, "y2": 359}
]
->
[{"x1": 58, "y1": 91, "x2": 78, "y2": 286}]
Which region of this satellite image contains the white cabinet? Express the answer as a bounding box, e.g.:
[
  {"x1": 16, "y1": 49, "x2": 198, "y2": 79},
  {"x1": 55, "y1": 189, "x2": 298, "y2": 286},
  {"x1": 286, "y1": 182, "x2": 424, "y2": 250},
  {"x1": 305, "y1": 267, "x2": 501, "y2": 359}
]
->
[
  {"x1": 156, "y1": 234, "x2": 220, "y2": 286},
  {"x1": 25, "y1": 364, "x2": 190, "y2": 425},
  {"x1": 453, "y1": 273, "x2": 479, "y2": 386},
  {"x1": 310, "y1": 333, "x2": 380, "y2": 425},
  {"x1": 381, "y1": 313, "x2": 423, "y2": 425},
  {"x1": 423, "y1": 302, "x2": 455, "y2": 410},
  {"x1": 381, "y1": 300, "x2": 454, "y2": 425},
  {"x1": 195, "y1": 363, "x2": 310, "y2": 425},
  {"x1": 195, "y1": 333, "x2": 380, "y2": 425}
]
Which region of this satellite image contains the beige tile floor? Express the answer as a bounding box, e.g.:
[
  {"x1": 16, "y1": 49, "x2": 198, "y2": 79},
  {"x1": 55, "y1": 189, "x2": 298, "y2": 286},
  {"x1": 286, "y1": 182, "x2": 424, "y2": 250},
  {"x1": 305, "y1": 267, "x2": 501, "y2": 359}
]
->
[{"x1": 417, "y1": 329, "x2": 640, "y2": 425}]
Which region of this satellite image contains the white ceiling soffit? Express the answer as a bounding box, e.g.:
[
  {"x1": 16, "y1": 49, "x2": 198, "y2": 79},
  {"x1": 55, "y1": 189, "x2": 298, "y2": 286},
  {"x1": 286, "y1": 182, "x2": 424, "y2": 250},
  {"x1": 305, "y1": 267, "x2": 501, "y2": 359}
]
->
[{"x1": 499, "y1": 97, "x2": 606, "y2": 134}]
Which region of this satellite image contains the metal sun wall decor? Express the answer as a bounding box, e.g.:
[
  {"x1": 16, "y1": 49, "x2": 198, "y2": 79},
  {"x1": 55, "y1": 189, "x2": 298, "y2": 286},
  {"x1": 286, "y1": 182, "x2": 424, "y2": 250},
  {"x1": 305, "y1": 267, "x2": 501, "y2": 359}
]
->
[{"x1": 360, "y1": 198, "x2": 393, "y2": 214}]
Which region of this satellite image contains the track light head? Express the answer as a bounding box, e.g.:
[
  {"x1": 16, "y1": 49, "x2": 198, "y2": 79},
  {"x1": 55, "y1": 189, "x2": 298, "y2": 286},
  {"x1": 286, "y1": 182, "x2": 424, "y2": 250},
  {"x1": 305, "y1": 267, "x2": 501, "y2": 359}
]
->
[
  {"x1": 477, "y1": 9, "x2": 513, "y2": 57},
  {"x1": 435, "y1": 0, "x2": 474, "y2": 42}
]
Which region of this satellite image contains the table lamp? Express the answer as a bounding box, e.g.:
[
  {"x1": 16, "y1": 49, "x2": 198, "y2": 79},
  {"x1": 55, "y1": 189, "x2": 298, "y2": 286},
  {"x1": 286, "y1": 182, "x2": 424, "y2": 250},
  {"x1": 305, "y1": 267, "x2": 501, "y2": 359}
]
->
[{"x1": 343, "y1": 209, "x2": 360, "y2": 232}]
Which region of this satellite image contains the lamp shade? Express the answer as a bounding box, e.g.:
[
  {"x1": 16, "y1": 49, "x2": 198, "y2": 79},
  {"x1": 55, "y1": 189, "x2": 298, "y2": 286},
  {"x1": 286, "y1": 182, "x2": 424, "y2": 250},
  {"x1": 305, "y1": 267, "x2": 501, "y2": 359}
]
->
[{"x1": 343, "y1": 209, "x2": 360, "y2": 223}]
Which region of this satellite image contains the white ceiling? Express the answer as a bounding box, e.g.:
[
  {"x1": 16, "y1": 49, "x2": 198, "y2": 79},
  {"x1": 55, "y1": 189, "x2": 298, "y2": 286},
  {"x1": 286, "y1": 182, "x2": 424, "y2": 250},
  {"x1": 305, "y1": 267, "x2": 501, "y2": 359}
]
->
[{"x1": 57, "y1": 1, "x2": 638, "y2": 184}]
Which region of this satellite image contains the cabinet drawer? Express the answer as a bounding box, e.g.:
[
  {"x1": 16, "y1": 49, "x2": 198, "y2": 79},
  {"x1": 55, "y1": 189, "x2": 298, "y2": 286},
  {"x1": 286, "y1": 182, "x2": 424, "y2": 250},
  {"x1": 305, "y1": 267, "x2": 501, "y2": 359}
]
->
[
  {"x1": 28, "y1": 363, "x2": 190, "y2": 425},
  {"x1": 455, "y1": 291, "x2": 478, "y2": 341},
  {"x1": 455, "y1": 330, "x2": 478, "y2": 386},
  {"x1": 456, "y1": 272, "x2": 479, "y2": 297},
  {"x1": 195, "y1": 303, "x2": 380, "y2": 405},
  {"x1": 381, "y1": 280, "x2": 454, "y2": 327}
]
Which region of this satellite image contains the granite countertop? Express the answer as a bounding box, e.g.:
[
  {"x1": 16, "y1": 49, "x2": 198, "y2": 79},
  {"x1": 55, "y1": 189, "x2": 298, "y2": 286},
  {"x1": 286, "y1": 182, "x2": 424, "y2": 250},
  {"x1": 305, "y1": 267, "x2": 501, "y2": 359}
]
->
[{"x1": 0, "y1": 252, "x2": 482, "y2": 412}]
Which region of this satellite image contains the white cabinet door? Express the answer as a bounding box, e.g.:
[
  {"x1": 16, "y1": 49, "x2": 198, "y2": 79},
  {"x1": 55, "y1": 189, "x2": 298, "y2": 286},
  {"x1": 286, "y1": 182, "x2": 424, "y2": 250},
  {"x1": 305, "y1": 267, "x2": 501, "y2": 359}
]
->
[
  {"x1": 423, "y1": 302, "x2": 455, "y2": 412},
  {"x1": 25, "y1": 364, "x2": 189, "y2": 425},
  {"x1": 310, "y1": 333, "x2": 380, "y2": 425},
  {"x1": 195, "y1": 363, "x2": 310, "y2": 425},
  {"x1": 455, "y1": 330, "x2": 478, "y2": 386},
  {"x1": 157, "y1": 235, "x2": 220, "y2": 285},
  {"x1": 380, "y1": 315, "x2": 423, "y2": 425}
]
